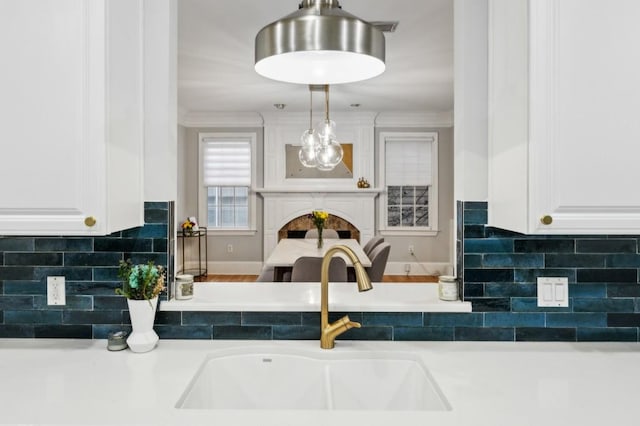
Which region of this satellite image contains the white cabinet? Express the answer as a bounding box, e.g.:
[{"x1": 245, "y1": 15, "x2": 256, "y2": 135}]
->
[
  {"x1": 488, "y1": 0, "x2": 640, "y2": 234},
  {"x1": 0, "y1": 0, "x2": 144, "y2": 235}
]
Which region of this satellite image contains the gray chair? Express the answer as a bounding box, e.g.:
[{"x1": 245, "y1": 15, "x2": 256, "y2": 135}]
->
[
  {"x1": 255, "y1": 265, "x2": 275, "y2": 282},
  {"x1": 304, "y1": 228, "x2": 340, "y2": 239},
  {"x1": 362, "y1": 236, "x2": 384, "y2": 257},
  {"x1": 365, "y1": 242, "x2": 391, "y2": 282},
  {"x1": 290, "y1": 256, "x2": 348, "y2": 282}
]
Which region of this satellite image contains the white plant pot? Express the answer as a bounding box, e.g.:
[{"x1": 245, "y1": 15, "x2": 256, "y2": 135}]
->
[{"x1": 126, "y1": 297, "x2": 159, "y2": 353}]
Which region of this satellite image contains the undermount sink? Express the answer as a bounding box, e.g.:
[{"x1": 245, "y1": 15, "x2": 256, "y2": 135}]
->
[{"x1": 176, "y1": 347, "x2": 450, "y2": 411}]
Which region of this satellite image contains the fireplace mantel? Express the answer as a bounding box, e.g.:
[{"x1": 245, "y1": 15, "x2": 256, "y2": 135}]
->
[{"x1": 259, "y1": 189, "x2": 381, "y2": 261}]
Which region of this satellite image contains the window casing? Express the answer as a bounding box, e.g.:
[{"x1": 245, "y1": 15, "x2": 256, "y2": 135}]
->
[
  {"x1": 378, "y1": 132, "x2": 439, "y2": 235},
  {"x1": 198, "y1": 132, "x2": 257, "y2": 234}
]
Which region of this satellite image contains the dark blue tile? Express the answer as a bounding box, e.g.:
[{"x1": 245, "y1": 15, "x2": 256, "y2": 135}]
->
[
  {"x1": 483, "y1": 254, "x2": 544, "y2": 268},
  {"x1": 577, "y1": 239, "x2": 636, "y2": 253},
  {"x1": 34, "y1": 238, "x2": 93, "y2": 252},
  {"x1": 182, "y1": 311, "x2": 241, "y2": 325},
  {"x1": 454, "y1": 327, "x2": 514, "y2": 341},
  {"x1": 362, "y1": 312, "x2": 423, "y2": 326},
  {"x1": 463, "y1": 225, "x2": 485, "y2": 238},
  {"x1": 464, "y1": 269, "x2": 514, "y2": 282},
  {"x1": 300, "y1": 311, "x2": 364, "y2": 326},
  {"x1": 463, "y1": 209, "x2": 487, "y2": 225},
  {"x1": 0, "y1": 267, "x2": 35, "y2": 280},
  {"x1": 64, "y1": 253, "x2": 122, "y2": 267},
  {"x1": 153, "y1": 238, "x2": 168, "y2": 253},
  {"x1": 608, "y1": 283, "x2": 640, "y2": 297},
  {"x1": 514, "y1": 239, "x2": 575, "y2": 253},
  {"x1": 463, "y1": 283, "x2": 484, "y2": 297},
  {"x1": 156, "y1": 325, "x2": 212, "y2": 339},
  {"x1": 463, "y1": 201, "x2": 488, "y2": 210},
  {"x1": 63, "y1": 310, "x2": 122, "y2": 324},
  {"x1": 394, "y1": 327, "x2": 454, "y2": 341},
  {"x1": 569, "y1": 283, "x2": 606, "y2": 298},
  {"x1": 485, "y1": 283, "x2": 536, "y2": 297},
  {"x1": 511, "y1": 297, "x2": 572, "y2": 313},
  {"x1": 485, "y1": 313, "x2": 545, "y2": 327},
  {"x1": 338, "y1": 326, "x2": 391, "y2": 341},
  {"x1": 516, "y1": 327, "x2": 576, "y2": 342},
  {"x1": 93, "y1": 238, "x2": 153, "y2": 253},
  {"x1": 0, "y1": 295, "x2": 34, "y2": 310},
  {"x1": 424, "y1": 313, "x2": 483, "y2": 327},
  {"x1": 213, "y1": 325, "x2": 272, "y2": 340},
  {"x1": 34, "y1": 325, "x2": 92, "y2": 338},
  {"x1": 127, "y1": 253, "x2": 167, "y2": 267},
  {"x1": 484, "y1": 227, "x2": 525, "y2": 238},
  {"x1": 545, "y1": 254, "x2": 605, "y2": 268},
  {"x1": 273, "y1": 325, "x2": 318, "y2": 340},
  {"x1": 4, "y1": 252, "x2": 63, "y2": 266},
  {"x1": 242, "y1": 312, "x2": 301, "y2": 326},
  {"x1": 155, "y1": 311, "x2": 182, "y2": 325},
  {"x1": 3, "y1": 280, "x2": 45, "y2": 295},
  {"x1": 607, "y1": 313, "x2": 640, "y2": 327},
  {"x1": 464, "y1": 239, "x2": 513, "y2": 253},
  {"x1": 577, "y1": 327, "x2": 637, "y2": 342},
  {"x1": 573, "y1": 298, "x2": 635, "y2": 313},
  {"x1": 0, "y1": 325, "x2": 35, "y2": 338},
  {"x1": 0, "y1": 238, "x2": 34, "y2": 251},
  {"x1": 606, "y1": 254, "x2": 640, "y2": 268},
  {"x1": 145, "y1": 201, "x2": 169, "y2": 210},
  {"x1": 468, "y1": 298, "x2": 510, "y2": 312},
  {"x1": 464, "y1": 254, "x2": 482, "y2": 268},
  {"x1": 4, "y1": 310, "x2": 62, "y2": 324},
  {"x1": 67, "y1": 281, "x2": 120, "y2": 295},
  {"x1": 144, "y1": 208, "x2": 169, "y2": 224},
  {"x1": 577, "y1": 269, "x2": 636, "y2": 283},
  {"x1": 122, "y1": 224, "x2": 168, "y2": 239},
  {"x1": 93, "y1": 268, "x2": 120, "y2": 281},
  {"x1": 93, "y1": 296, "x2": 128, "y2": 310},
  {"x1": 547, "y1": 313, "x2": 606, "y2": 327},
  {"x1": 34, "y1": 267, "x2": 93, "y2": 281},
  {"x1": 514, "y1": 269, "x2": 576, "y2": 283}
]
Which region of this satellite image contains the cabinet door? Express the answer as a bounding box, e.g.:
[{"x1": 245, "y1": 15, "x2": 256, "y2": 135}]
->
[
  {"x1": 489, "y1": 0, "x2": 640, "y2": 234},
  {"x1": 0, "y1": 0, "x2": 143, "y2": 235}
]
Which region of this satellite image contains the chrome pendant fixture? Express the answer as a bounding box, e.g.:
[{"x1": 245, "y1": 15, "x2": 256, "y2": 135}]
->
[{"x1": 255, "y1": 0, "x2": 386, "y2": 85}]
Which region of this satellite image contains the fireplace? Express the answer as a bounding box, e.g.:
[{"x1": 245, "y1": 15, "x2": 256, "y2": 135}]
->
[{"x1": 259, "y1": 189, "x2": 380, "y2": 261}]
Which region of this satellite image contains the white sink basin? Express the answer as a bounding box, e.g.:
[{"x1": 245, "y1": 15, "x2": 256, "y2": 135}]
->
[{"x1": 176, "y1": 347, "x2": 450, "y2": 411}]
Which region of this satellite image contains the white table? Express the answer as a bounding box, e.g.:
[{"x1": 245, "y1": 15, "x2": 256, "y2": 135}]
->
[{"x1": 264, "y1": 238, "x2": 371, "y2": 281}]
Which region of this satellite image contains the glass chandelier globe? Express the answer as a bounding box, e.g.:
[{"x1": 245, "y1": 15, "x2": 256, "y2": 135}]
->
[
  {"x1": 298, "y1": 129, "x2": 320, "y2": 167},
  {"x1": 315, "y1": 136, "x2": 343, "y2": 171}
]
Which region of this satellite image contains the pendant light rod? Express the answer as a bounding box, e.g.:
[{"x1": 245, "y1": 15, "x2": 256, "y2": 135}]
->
[{"x1": 324, "y1": 85, "x2": 330, "y2": 122}]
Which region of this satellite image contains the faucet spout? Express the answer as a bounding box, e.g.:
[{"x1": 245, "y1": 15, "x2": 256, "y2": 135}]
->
[{"x1": 320, "y1": 245, "x2": 372, "y2": 349}]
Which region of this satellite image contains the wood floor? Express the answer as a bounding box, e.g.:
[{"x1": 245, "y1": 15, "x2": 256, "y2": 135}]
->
[{"x1": 199, "y1": 274, "x2": 438, "y2": 283}]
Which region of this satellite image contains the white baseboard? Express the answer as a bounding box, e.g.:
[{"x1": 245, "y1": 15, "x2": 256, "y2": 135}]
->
[{"x1": 179, "y1": 260, "x2": 452, "y2": 277}]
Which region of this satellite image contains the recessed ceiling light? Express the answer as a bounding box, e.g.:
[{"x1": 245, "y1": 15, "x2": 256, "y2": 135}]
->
[{"x1": 273, "y1": 104, "x2": 286, "y2": 110}]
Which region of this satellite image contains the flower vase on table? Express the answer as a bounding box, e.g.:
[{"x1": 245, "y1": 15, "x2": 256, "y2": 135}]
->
[{"x1": 310, "y1": 210, "x2": 329, "y2": 249}]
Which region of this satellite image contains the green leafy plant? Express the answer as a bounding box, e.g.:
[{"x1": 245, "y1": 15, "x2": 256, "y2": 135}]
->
[{"x1": 116, "y1": 260, "x2": 166, "y2": 300}]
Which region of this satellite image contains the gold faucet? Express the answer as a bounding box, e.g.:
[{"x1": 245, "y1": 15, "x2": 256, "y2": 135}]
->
[{"x1": 320, "y1": 245, "x2": 373, "y2": 349}]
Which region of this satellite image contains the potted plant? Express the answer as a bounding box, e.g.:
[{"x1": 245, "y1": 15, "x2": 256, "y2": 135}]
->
[{"x1": 116, "y1": 260, "x2": 165, "y2": 353}]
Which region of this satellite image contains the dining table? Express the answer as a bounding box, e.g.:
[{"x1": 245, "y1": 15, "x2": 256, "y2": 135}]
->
[{"x1": 264, "y1": 238, "x2": 371, "y2": 282}]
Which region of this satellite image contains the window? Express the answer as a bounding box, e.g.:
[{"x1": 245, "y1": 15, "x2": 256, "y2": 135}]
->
[
  {"x1": 378, "y1": 132, "x2": 438, "y2": 235},
  {"x1": 199, "y1": 133, "x2": 257, "y2": 233}
]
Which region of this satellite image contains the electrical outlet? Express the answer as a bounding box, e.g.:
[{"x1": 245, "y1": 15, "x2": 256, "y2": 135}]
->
[
  {"x1": 408, "y1": 245, "x2": 414, "y2": 255},
  {"x1": 227, "y1": 244, "x2": 233, "y2": 253},
  {"x1": 404, "y1": 263, "x2": 411, "y2": 273},
  {"x1": 47, "y1": 276, "x2": 66, "y2": 305}
]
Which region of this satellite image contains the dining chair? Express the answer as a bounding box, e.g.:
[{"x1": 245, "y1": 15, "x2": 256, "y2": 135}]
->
[
  {"x1": 255, "y1": 265, "x2": 275, "y2": 282},
  {"x1": 362, "y1": 236, "x2": 384, "y2": 257},
  {"x1": 365, "y1": 242, "x2": 391, "y2": 282},
  {"x1": 304, "y1": 228, "x2": 340, "y2": 239},
  {"x1": 290, "y1": 256, "x2": 348, "y2": 282}
]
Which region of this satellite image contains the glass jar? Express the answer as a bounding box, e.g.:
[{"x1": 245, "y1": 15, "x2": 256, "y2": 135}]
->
[
  {"x1": 175, "y1": 274, "x2": 194, "y2": 300},
  {"x1": 438, "y1": 275, "x2": 458, "y2": 301}
]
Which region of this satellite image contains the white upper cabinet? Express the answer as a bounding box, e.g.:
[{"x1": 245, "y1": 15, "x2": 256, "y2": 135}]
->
[
  {"x1": 0, "y1": 0, "x2": 144, "y2": 235},
  {"x1": 488, "y1": 0, "x2": 640, "y2": 234}
]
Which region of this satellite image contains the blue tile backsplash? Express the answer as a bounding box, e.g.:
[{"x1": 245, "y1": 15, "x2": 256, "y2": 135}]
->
[{"x1": 2, "y1": 200, "x2": 639, "y2": 342}]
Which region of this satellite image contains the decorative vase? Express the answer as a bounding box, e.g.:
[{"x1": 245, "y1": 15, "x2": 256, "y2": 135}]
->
[
  {"x1": 317, "y1": 226, "x2": 323, "y2": 249},
  {"x1": 126, "y1": 296, "x2": 159, "y2": 353}
]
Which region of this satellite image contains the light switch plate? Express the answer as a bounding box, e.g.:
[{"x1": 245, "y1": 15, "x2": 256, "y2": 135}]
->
[
  {"x1": 537, "y1": 277, "x2": 568, "y2": 307},
  {"x1": 47, "y1": 276, "x2": 66, "y2": 305}
]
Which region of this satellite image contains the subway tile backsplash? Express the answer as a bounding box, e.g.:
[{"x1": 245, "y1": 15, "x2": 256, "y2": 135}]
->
[{"x1": 2, "y1": 200, "x2": 638, "y2": 342}]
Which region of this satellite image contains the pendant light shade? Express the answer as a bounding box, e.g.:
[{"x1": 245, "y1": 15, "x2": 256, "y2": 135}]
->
[{"x1": 255, "y1": 0, "x2": 386, "y2": 85}]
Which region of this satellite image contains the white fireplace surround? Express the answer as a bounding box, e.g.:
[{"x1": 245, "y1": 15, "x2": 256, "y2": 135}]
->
[{"x1": 258, "y1": 189, "x2": 381, "y2": 261}]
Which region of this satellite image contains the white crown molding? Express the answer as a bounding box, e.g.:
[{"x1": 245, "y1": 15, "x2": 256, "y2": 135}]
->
[
  {"x1": 179, "y1": 111, "x2": 264, "y2": 128},
  {"x1": 260, "y1": 111, "x2": 378, "y2": 127},
  {"x1": 375, "y1": 111, "x2": 454, "y2": 128}
]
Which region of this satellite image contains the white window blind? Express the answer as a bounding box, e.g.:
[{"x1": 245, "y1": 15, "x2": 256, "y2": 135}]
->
[
  {"x1": 202, "y1": 140, "x2": 251, "y2": 186},
  {"x1": 385, "y1": 137, "x2": 434, "y2": 186}
]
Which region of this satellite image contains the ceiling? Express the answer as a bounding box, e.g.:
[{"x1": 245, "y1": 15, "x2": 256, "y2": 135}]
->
[{"x1": 178, "y1": 0, "x2": 453, "y2": 114}]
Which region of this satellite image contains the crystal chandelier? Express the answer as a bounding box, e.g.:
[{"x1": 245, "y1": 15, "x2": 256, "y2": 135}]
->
[{"x1": 299, "y1": 85, "x2": 343, "y2": 171}]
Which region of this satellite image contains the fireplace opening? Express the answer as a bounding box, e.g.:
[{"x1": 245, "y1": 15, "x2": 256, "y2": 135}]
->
[{"x1": 278, "y1": 214, "x2": 360, "y2": 242}]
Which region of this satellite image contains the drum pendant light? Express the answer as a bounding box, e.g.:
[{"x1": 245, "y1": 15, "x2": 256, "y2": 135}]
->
[{"x1": 255, "y1": 0, "x2": 386, "y2": 85}]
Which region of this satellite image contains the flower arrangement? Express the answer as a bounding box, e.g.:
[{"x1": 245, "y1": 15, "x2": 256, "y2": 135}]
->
[
  {"x1": 181, "y1": 218, "x2": 196, "y2": 235},
  {"x1": 310, "y1": 210, "x2": 329, "y2": 248},
  {"x1": 116, "y1": 260, "x2": 166, "y2": 300}
]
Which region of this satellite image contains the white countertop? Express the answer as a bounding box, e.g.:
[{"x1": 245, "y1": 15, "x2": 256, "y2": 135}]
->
[{"x1": 1, "y1": 339, "x2": 638, "y2": 426}]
